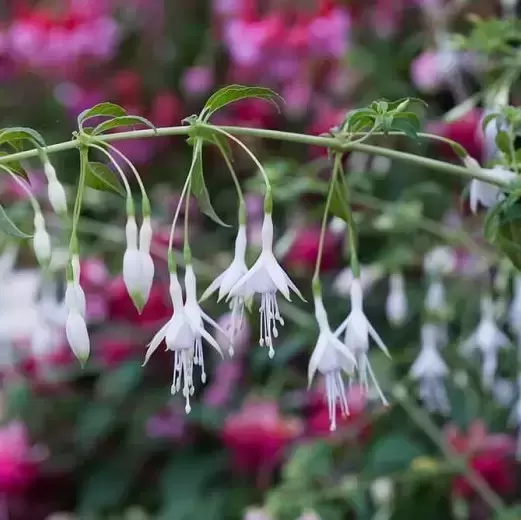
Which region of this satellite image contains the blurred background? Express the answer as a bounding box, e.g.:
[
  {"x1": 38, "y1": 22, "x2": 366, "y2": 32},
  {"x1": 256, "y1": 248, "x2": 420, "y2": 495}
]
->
[{"x1": 0, "y1": 0, "x2": 521, "y2": 519}]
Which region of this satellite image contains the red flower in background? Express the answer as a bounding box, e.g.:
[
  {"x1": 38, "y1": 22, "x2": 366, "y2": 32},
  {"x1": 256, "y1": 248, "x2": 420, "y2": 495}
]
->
[
  {"x1": 222, "y1": 398, "x2": 303, "y2": 475},
  {"x1": 0, "y1": 421, "x2": 46, "y2": 495},
  {"x1": 446, "y1": 420, "x2": 517, "y2": 498},
  {"x1": 108, "y1": 277, "x2": 171, "y2": 326},
  {"x1": 427, "y1": 109, "x2": 484, "y2": 162},
  {"x1": 284, "y1": 226, "x2": 341, "y2": 274},
  {"x1": 306, "y1": 383, "x2": 371, "y2": 442}
]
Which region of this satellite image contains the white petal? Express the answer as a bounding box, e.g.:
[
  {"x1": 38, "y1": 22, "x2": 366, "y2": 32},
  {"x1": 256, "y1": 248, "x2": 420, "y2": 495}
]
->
[
  {"x1": 265, "y1": 254, "x2": 291, "y2": 299},
  {"x1": 143, "y1": 318, "x2": 171, "y2": 365},
  {"x1": 200, "y1": 271, "x2": 227, "y2": 302},
  {"x1": 308, "y1": 335, "x2": 328, "y2": 388},
  {"x1": 367, "y1": 320, "x2": 391, "y2": 358},
  {"x1": 201, "y1": 328, "x2": 224, "y2": 357}
]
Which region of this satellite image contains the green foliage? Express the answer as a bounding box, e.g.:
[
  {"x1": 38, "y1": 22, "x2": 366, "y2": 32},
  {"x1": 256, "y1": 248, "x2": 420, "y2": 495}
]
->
[{"x1": 86, "y1": 161, "x2": 126, "y2": 197}]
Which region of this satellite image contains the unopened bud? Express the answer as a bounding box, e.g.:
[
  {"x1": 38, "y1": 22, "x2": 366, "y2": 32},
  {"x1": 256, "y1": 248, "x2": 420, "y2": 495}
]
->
[
  {"x1": 47, "y1": 178, "x2": 67, "y2": 215},
  {"x1": 65, "y1": 281, "x2": 86, "y2": 318},
  {"x1": 139, "y1": 216, "x2": 153, "y2": 254},
  {"x1": 386, "y1": 272, "x2": 408, "y2": 326},
  {"x1": 66, "y1": 309, "x2": 90, "y2": 367},
  {"x1": 123, "y1": 247, "x2": 145, "y2": 312},
  {"x1": 33, "y1": 213, "x2": 51, "y2": 266}
]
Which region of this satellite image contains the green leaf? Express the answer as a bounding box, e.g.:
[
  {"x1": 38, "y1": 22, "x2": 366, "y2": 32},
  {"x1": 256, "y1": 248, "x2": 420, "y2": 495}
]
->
[
  {"x1": 77, "y1": 102, "x2": 127, "y2": 128},
  {"x1": 365, "y1": 434, "x2": 424, "y2": 476},
  {"x1": 389, "y1": 119, "x2": 420, "y2": 141},
  {"x1": 0, "y1": 204, "x2": 32, "y2": 238},
  {"x1": 495, "y1": 130, "x2": 512, "y2": 156},
  {"x1": 201, "y1": 84, "x2": 282, "y2": 120},
  {"x1": 0, "y1": 152, "x2": 29, "y2": 181},
  {"x1": 95, "y1": 361, "x2": 143, "y2": 401},
  {"x1": 0, "y1": 127, "x2": 46, "y2": 148},
  {"x1": 482, "y1": 112, "x2": 500, "y2": 133},
  {"x1": 283, "y1": 441, "x2": 334, "y2": 482},
  {"x1": 191, "y1": 140, "x2": 230, "y2": 227},
  {"x1": 85, "y1": 161, "x2": 126, "y2": 197},
  {"x1": 75, "y1": 403, "x2": 116, "y2": 452},
  {"x1": 92, "y1": 115, "x2": 157, "y2": 135}
]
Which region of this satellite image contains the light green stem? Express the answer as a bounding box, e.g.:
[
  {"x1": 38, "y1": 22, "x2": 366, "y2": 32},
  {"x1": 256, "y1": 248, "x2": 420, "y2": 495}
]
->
[
  {"x1": 69, "y1": 147, "x2": 88, "y2": 255},
  {"x1": 0, "y1": 127, "x2": 501, "y2": 186}
]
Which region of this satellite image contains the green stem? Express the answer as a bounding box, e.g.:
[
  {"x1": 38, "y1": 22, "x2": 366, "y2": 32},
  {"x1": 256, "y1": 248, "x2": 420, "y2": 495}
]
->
[
  {"x1": 337, "y1": 159, "x2": 360, "y2": 278},
  {"x1": 396, "y1": 387, "x2": 508, "y2": 516},
  {"x1": 69, "y1": 147, "x2": 88, "y2": 255},
  {"x1": 213, "y1": 137, "x2": 245, "y2": 206},
  {"x1": 0, "y1": 126, "x2": 507, "y2": 186},
  {"x1": 312, "y1": 154, "x2": 342, "y2": 282},
  {"x1": 0, "y1": 165, "x2": 40, "y2": 214}
]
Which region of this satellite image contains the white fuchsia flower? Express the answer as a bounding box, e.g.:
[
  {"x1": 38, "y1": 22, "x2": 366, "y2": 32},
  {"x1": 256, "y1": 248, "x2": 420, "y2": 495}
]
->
[
  {"x1": 143, "y1": 264, "x2": 225, "y2": 412},
  {"x1": 410, "y1": 324, "x2": 450, "y2": 413},
  {"x1": 308, "y1": 289, "x2": 356, "y2": 431},
  {"x1": 385, "y1": 272, "x2": 407, "y2": 326},
  {"x1": 201, "y1": 224, "x2": 248, "y2": 356},
  {"x1": 33, "y1": 212, "x2": 51, "y2": 267},
  {"x1": 123, "y1": 213, "x2": 154, "y2": 313},
  {"x1": 336, "y1": 278, "x2": 390, "y2": 404},
  {"x1": 229, "y1": 211, "x2": 304, "y2": 358},
  {"x1": 460, "y1": 296, "x2": 512, "y2": 388},
  {"x1": 43, "y1": 162, "x2": 67, "y2": 216},
  {"x1": 463, "y1": 156, "x2": 517, "y2": 213}
]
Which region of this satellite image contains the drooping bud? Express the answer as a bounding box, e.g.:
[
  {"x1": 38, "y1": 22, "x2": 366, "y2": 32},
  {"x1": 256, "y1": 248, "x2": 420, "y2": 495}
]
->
[
  {"x1": 32, "y1": 212, "x2": 51, "y2": 266},
  {"x1": 65, "y1": 280, "x2": 86, "y2": 318},
  {"x1": 44, "y1": 162, "x2": 67, "y2": 215},
  {"x1": 66, "y1": 309, "x2": 90, "y2": 367},
  {"x1": 386, "y1": 272, "x2": 408, "y2": 326},
  {"x1": 123, "y1": 213, "x2": 146, "y2": 312},
  {"x1": 138, "y1": 215, "x2": 155, "y2": 304}
]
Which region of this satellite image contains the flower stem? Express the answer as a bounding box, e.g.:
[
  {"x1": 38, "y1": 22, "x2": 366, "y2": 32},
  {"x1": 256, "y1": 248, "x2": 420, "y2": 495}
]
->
[
  {"x1": 0, "y1": 126, "x2": 507, "y2": 186},
  {"x1": 213, "y1": 136, "x2": 245, "y2": 206},
  {"x1": 69, "y1": 146, "x2": 88, "y2": 256},
  {"x1": 312, "y1": 154, "x2": 342, "y2": 283}
]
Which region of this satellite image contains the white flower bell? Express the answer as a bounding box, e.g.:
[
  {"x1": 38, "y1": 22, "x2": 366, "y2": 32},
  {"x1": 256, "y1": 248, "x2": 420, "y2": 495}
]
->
[
  {"x1": 33, "y1": 212, "x2": 51, "y2": 266},
  {"x1": 336, "y1": 278, "x2": 390, "y2": 404},
  {"x1": 44, "y1": 162, "x2": 67, "y2": 215},
  {"x1": 385, "y1": 272, "x2": 407, "y2": 326},
  {"x1": 460, "y1": 296, "x2": 511, "y2": 388},
  {"x1": 201, "y1": 224, "x2": 248, "y2": 356},
  {"x1": 123, "y1": 214, "x2": 155, "y2": 313},
  {"x1": 410, "y1": 324, "x2": 450, "y2": 413},
  {"x1": 229, "y1": 210, "x2": 304, "y2": 358},
  {"x1": 308, "y1": 289, "x2": 356, "y2": 431},
  {"x1": 464, "y1": 157, "x2": 516, "y2": 213}
]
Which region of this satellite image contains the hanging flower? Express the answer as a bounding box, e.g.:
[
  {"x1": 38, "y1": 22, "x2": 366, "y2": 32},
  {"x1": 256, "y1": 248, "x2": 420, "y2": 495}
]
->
[
  {"x1": 201, "y1": 224, "x2": 248, "y2": 356},
  {"x1": 308, "y1": 289, "x2": 357, "y2": 431},
  {"x1": 460, "y1": 296, "x2": 511, "y2": 388},
  {"x1": 385, "y1": 272, "x2": 408, "y2": 326},
  {"x1": 336, "y1": 278, "x2": 390, "y2": 404},
  {"x1": 410, "y1": 324, "x2": 450, "y2": 413},
  {"x1": 229, "y1": 210, "x2": 304, "y2": 358}
]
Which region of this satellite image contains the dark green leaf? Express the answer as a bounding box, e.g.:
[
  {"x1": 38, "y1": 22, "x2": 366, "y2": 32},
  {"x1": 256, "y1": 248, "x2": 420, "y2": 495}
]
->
[
  {"x1": 482, "y1": 112, "x2": 500, "y2": 133},
  {"x1": 365, "y1": 434, "x2": 424, "y2": 475},
  {"x1": 95, "y1": 361, "x2": 142, "y2": 401},
  {"x1": 0, "y1": 152, "x2": 29, "y2": 181},
  {"x1": 92, "y1": 115, "x2": 156, "y2": 135},
  {"x1": 389, "y1": 119, "x2": 420, "y2": 141},
  {"x1": 77, "y1": 102, "x2": 127, "y2": 128},
  {"x1": 495, "y1": 130, "x2": 512, "y2": 156},
  {"x1": 85, "y1": 161, "x2": 126, "y2": 197},
  {"x1": 75, "y1": 403, "x2": 116, "y2": 451},
  {"x1": 191, "y1": 140, "x2": 230, "y2": 227},
  {"x1": 0, "y1": 204, "x2": 32, "y2": 238},
  {"x1": 201, "y1": 84, "x2": 282, "y2": 120},
  {"x1": 0, "y1": 127, "x2": 46, "y2": 148},
  {"x1": 78, "y1": 452, "x2": 135, "y2": 514}
]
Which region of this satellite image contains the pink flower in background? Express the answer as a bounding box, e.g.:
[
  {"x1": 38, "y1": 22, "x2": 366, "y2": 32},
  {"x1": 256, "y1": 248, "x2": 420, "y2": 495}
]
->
[
  {"x1": 96, "y1": 337, "x2": 135, "y2": 368},
  {"x1": 0, "y1": 421, "x2": 45, "y2": 495},
  {"x1": 79, "y1": 258, "x2": 109, "y2": 290},
  {"x1": 181, "y1": 66, "x2": 214, "y2": 98},
  {"x1": 1, "y1": 171, "x2": 46, "y2": 201},
  {"x1": 146, "y1": 405, "x2": 186, "y2": 441},
  {"x1": 203, "y1": 358, "x2": 243, "y2": 408},
  {"x1": 222, "y1": 397, "x2": 303, "y2": 474},
  {"x1": 284, "y1": 225, "x2": 341, "y2": 274},
  {"x1": 427, "y1": 108, "x2": 484, "y2": 162}
]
